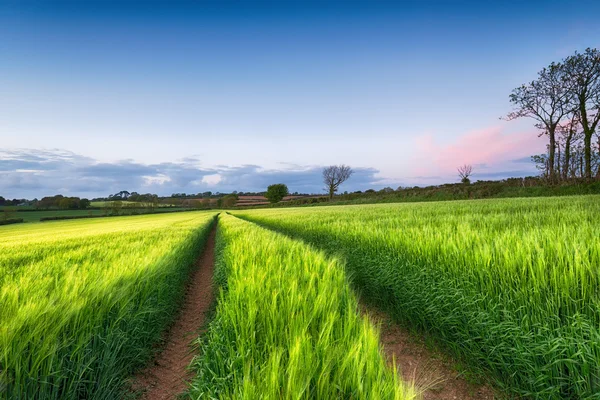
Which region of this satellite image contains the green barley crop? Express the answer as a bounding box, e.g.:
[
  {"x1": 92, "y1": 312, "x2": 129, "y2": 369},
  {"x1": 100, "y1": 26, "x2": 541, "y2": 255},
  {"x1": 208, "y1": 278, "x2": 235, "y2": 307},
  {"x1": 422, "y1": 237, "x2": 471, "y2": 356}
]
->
[
  {"x1": 0, "y1": 212, "x2": 216, "y2": 399},
  {"x1": 187, "y1": 213, "x2": 416, "y2": 399},
  {"x1": 235, "y1": 195, "x2": 600, "y2": 399}
]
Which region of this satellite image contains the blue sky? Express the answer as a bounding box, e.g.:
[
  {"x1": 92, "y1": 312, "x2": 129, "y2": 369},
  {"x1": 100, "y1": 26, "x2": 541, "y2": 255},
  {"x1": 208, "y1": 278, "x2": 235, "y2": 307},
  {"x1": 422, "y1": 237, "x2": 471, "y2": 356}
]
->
[{"x1": 1, "y1": 0, "x2": 599, "y2": 198}]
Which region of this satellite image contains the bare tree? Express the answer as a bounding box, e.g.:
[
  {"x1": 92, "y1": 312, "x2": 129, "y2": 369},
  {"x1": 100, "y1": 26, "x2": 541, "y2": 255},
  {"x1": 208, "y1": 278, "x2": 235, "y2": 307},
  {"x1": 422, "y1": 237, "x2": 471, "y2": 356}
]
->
[
  {"x1": 563, "y1": 48, "x2": 600, "y2": 180},
  {"x1": 558, "y1": 111, "x2": 581, "y2": 180},
  {"x1": 457, "y1": 164, "x2": 473, "y2": 184},
  {"x1": 323, "y1": 165, "x2": 353, "y2": 200},
  {"x1": 505, "y1": 62, "x2": 573, "y2": 183}
]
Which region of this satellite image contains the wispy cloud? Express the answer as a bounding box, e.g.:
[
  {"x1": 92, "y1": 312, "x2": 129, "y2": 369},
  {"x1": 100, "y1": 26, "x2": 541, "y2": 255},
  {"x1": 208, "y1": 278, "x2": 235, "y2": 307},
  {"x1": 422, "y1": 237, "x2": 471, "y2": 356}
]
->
[
  {"x1": 0, "y1": 148, "x2": 382, "y2": 198},
  {"x1": 407, "y1": 126, "x2": 544, "y2": 183}
]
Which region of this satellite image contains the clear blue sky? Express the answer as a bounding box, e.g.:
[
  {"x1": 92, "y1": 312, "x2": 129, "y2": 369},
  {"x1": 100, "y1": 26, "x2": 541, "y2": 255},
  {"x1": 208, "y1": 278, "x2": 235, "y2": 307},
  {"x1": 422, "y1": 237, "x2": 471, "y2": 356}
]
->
[{"x1": 1, "y1": 0, "x2": 599, "y2": 198}]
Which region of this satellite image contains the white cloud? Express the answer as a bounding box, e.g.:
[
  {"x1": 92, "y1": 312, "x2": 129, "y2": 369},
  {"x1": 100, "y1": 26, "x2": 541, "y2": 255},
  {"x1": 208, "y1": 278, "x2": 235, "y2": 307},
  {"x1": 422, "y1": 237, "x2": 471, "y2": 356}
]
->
[
  {"x1": 142, "y1": 174, "x2": 171, "y2": 185},
  {"x1": 201, "y1": 174, "x2": 222, "y2": 186}
]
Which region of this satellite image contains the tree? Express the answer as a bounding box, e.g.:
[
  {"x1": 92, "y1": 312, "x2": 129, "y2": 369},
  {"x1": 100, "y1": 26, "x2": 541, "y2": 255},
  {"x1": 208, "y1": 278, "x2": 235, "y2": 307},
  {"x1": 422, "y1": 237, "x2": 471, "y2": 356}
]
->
[
  {"x1": 557, "y1": 111, "x2": 581, "y2": 180},
  {"x1": 110, "y1": 200, "x2": 123, "y2": 215},
  {"x1": 457, "y1": 164, "x2": 473, "y2": 184},
  {"x1": 563, "y1": 48, "x2": 600, "y2": 180},
  {"x1": 141, "y1": 194, "x2": 159, "y2": 211},
  {"x1": 79, "y1": 199, "x2": 91, "y2": 209},
  {"x1": 323, "y1": 165, "x2": 353, "y2": 200},
  {"x1": 506, "y1": 62, "x2": 573, "y2": 183},
  {"x1": 3, "y1": 207, "x2": 16, "y2": 221},
  {"x1": 265, "y1": 184, "x2": 289, "y2": 203}
]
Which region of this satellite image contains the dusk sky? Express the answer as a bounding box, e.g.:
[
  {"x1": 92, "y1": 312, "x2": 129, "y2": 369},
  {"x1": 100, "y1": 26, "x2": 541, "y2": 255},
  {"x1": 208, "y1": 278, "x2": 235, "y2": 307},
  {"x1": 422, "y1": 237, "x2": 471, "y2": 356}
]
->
[{"x1": 1, "y1": 0, "x2": 599, "y2": 198}]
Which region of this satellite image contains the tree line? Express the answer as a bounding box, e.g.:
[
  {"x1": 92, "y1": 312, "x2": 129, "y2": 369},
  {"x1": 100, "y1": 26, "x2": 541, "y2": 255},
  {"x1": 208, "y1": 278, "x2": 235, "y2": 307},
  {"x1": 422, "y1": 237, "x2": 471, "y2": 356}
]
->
[
  {"x1": 506, "y1": 48, "x2": 600, "y2": 183},
  {"x1": 36, "y1": 195, "x2": 91, "y2": 210}
]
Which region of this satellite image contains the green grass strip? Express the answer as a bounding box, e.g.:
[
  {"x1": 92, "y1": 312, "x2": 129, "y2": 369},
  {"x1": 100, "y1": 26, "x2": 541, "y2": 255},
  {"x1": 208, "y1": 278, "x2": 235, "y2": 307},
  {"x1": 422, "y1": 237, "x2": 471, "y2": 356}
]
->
[
  {"x1": 0, "y1": 212, "x2": 217, "y2": 399},
  {"x1": 234, "y1": 195, "x2": 600, "y2": 399},
  {"x1": 187, "y1": 213, "x2": 416, "y2": 399}
]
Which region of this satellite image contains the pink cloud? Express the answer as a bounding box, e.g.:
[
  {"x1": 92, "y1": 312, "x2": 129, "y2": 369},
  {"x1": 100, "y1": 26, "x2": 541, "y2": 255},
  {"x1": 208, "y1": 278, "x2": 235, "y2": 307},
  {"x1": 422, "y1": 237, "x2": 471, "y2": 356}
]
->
[{"x1": 411, "y1": 126, "x2": 546, "y2": 177}]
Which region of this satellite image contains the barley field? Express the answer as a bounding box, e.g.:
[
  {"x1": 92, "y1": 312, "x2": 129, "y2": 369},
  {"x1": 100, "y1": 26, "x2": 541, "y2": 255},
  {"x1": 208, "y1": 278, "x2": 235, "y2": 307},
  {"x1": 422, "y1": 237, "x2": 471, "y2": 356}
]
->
[
  {"x1": 0, "y1": 212, "x2": 216, "y2": 399},
  {"x1": 4, "y1": 195, "x2": 599, "y2": 399},
  {"x1": 234, "y1": 195, "x2": 600, "y2": 399},
  {"x1": 188, "y1": 213, "x2": 416, "y2": 399}
]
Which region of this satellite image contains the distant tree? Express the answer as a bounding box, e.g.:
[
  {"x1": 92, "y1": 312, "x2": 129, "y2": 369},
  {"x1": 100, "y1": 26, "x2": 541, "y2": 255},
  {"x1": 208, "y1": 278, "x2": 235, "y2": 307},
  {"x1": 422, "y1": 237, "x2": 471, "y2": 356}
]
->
[
  {"x1": 79, "y1": 198, "x2": 91, "y2": 209},
  {"x1": 531, "y1": 154, "x2": 549, "y2": 178},
  {"x1": 110, "y1": 200, "x2": 123, "y2": 215},
  {"x1": 203, "y1": 191, "x2": 212, "y2": 198},
  {"x1": 142, "y1": 194, "x2": 159, "y2": 211},
  {"x1": 265, "y1": 184, "x2": 289, "y2": 203},
  {"x1": 0, "y1": 196, "x2": 5, "y2": 206},
  {"x1": 323, "y1": 165, "x2": 353, "y2": 200},
  {"x1": 221, "y1": 194, "x2": 238, "y2": 208},
  {"x1": 37, "y1": 195, "x2": 65, "y2": 209},
  {"x1": 189, "y1": 199, "x2": 202, "y2": 209},
  {"x1": 3, "y1": 207, "x2": 16, "y2": 221},
  {"x1": 457, "y1": 164, "x2": 473, "y2": 184},
  {"x1": 58, "y1": 197, "x2": 80, "y2": 209}
]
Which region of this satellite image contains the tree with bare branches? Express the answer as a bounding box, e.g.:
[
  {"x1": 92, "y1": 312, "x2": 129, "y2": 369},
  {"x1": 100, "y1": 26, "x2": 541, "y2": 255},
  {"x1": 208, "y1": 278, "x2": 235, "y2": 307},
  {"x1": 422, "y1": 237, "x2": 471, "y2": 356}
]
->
[
  {"x1": 558, "y1": 111, "x2": 581, "y2": 181},
  {"x1": 563, "y1": 48, "x2": 600, "y2": 180},
  {"x1": 505, "y1": 62, "x2": 573, "y2": 183},
  {"x1": 457, "y1": 164, "x2": 473, "y2": 184},
  {"x1": 323, "y1": 165, "x2": 353, "y2": 200}
]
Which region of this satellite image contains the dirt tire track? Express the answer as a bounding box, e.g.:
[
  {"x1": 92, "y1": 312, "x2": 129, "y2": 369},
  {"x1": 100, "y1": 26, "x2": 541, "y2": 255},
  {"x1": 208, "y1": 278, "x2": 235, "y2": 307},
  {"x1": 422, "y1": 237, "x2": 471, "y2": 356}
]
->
[
  {"x1": 132, "y1": 224, "x2": 217, "y2": 400},
  {"x1": 364, "y1": 308, "x2": 497, "y2": 400}
]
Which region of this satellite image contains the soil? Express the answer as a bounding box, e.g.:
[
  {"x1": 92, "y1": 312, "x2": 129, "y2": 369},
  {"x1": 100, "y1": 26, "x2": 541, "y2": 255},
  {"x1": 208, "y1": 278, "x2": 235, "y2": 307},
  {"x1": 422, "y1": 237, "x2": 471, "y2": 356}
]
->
[
  {"x1": 131, "y1": 225, "x2": 217, "y2": 400},
  {"x1": 364, "y1": 308, "x2": 497, "y2": 400}
]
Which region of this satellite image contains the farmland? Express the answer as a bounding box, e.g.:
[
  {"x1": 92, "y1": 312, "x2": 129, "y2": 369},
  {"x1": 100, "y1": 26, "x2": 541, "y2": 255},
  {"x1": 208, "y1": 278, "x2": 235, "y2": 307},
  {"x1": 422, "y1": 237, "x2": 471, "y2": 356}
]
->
[
  {"x1": 1, "y1": 207, "x2": 194, "y2": 223},
  {"x1": 3, "y1": 195, "x2": 599, "y2": 399},
  {"x1": 189, "y1": 214, "x2": 415, "y2": 399},
  {"x1": 0, "y1": 212, "x2": 216, "y2": 399},
  {"x1": 234, "y1": 195, "x2": 600, "y2": 399}
]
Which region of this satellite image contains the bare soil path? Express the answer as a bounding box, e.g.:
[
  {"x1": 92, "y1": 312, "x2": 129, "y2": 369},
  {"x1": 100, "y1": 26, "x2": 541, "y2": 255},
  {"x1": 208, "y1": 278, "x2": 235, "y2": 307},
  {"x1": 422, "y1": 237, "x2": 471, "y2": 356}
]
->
[
  {"x1": 132, "y1": 225, "x2": 217, "y2": 400},
  {"x1": 364, "y1": 308, "x2": 497, "y2": 400}
]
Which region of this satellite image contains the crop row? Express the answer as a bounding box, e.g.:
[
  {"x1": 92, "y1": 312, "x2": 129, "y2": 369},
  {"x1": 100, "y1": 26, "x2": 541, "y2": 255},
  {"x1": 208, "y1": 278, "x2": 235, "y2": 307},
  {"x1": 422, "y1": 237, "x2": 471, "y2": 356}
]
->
[
  {"x1": 234, "y1": 195, "x2": 600, "y2": 399},
  {"x1": 187, "y1": 213, "x2": 416, "y2": 399},
  {"x1": 0, "y1": 212, "x2": 216, "y2": 399}
]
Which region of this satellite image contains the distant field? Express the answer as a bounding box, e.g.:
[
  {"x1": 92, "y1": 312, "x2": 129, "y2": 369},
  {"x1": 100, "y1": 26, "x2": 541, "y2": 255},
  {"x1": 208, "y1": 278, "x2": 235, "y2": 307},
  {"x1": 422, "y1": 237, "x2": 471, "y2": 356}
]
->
[
  {"x1": 10, "y1": 209, "x2": 105, "y2": 222},
  {"x1": 90, "y1": 200, "x2": 140, "y2": 207},
  {"x1": 89, "y1": 200, "x2": 183, "y2": 207},
  {"x1": 235, "y1": 194, "x2": 321, "y2": 207},
  {"x1": 0, "y1": 208, "x2": 193, "y2": 223},
  {"x1": 0, "y1": 206, "x2": 35, "y2": 211}
]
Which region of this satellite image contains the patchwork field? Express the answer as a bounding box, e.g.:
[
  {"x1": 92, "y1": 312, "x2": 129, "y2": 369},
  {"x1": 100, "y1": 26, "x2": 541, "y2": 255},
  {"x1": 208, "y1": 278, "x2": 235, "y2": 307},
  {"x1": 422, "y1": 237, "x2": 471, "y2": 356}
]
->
[{"x1": 2, "y1": 195, "x2": 599, "y2": 399}]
